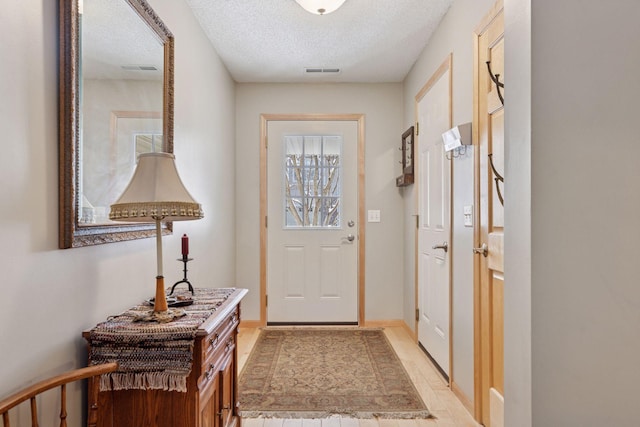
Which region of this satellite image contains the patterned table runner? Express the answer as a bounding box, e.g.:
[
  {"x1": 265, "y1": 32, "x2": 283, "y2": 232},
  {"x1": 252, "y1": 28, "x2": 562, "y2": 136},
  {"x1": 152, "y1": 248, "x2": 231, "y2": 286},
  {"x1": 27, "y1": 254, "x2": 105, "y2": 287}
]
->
[{"x1": 89, "y1": 287, "x2": 236, "y2": 392}]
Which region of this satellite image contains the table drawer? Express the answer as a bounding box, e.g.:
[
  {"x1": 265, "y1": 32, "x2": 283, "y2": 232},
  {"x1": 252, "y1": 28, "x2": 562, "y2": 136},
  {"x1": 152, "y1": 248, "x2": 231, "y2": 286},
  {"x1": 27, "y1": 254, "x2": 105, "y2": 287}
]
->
[
  {"x1": 198, "y1": 333, "x2": 236, "y2": 392},
  {"x1": 201, "y1": 307, "x2": 239, "y2": 366}
]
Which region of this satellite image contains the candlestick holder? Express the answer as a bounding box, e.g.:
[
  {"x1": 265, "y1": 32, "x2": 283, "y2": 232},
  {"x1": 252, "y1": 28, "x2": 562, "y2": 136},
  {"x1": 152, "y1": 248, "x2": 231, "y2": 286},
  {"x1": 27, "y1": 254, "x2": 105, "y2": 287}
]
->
[{"x1": 170, "y1": 256, "x2": 195, "y2": 295}]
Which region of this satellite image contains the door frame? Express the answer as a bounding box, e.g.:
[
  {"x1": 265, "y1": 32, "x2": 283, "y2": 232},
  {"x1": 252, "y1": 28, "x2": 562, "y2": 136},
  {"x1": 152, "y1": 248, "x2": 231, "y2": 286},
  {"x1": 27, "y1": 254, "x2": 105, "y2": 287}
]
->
[
  {"x1": 259, "y1": 113, "x2": 366, "y2": 326},
  {"x1": 413, "y1": 53, "x2": 453, "y2": 376},
  {"x1": 473, "y1": 0, "x2": 504, "y2": 423}
]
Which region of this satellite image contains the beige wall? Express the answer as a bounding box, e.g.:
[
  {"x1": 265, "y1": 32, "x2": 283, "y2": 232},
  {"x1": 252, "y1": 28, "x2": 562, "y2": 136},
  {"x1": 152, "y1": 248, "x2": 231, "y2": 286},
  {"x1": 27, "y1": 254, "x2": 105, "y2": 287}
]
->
[
  {"x1": 235, "y1": 83, "x2": 404, "y2": 322},
  {"x1": 402, "y1": 0, "x2": 497, "y2": 404},
  {"x1": 506, "y1": 0, "x2": 640, "y2": 425},
  {"x1": 0, "y1": 1, "x2": 235, "y2": 423},
  {"x1": 504, "y1": 0, "x2": 531, "y2": 424}
]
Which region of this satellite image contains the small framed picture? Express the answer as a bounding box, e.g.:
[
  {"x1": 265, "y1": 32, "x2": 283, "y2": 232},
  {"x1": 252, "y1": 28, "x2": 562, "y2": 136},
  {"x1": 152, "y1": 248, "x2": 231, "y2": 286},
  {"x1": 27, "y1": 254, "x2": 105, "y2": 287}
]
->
[{"x1": 396, "y1": 126, "x2": 414, "y2": 187}]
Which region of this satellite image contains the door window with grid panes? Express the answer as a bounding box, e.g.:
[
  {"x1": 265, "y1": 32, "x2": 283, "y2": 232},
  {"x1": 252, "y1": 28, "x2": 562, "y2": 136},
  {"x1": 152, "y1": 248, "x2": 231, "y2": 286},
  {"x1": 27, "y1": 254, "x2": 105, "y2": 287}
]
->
[{"x1": 283, "y1": 135, "x2": 341, "y2": 228}]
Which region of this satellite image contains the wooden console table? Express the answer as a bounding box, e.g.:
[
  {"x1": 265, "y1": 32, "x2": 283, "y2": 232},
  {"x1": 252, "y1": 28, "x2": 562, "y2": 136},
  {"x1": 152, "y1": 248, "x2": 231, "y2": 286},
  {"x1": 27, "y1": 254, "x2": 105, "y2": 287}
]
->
[{"x1": 83, "y1": 288, "x2": 248, "y2": 427}]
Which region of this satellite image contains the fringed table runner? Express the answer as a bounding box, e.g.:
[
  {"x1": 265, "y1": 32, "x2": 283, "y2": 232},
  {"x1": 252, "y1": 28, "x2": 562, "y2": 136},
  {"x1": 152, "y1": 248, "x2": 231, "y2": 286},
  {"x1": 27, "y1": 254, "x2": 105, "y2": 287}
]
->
[{"x1": 89, "y1": 287, "x2": 236, "y2": 393}]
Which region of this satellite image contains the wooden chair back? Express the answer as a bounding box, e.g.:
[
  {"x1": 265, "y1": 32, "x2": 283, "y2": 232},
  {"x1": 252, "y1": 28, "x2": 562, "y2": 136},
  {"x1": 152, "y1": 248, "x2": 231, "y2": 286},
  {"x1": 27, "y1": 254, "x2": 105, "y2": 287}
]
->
[{"x1": 0, "y1": 362, "x2": 117, "y2": 427}]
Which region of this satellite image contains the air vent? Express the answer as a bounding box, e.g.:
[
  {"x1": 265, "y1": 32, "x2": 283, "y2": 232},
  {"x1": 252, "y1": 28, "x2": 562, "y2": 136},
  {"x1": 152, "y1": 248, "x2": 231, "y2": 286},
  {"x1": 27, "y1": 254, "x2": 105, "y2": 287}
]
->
[
  {"x1": 121, "y1": 65, "x2": 158, "y2": 71},
  {"x1": 304, "y1": 67, "x2": 341, "y2": 74}
]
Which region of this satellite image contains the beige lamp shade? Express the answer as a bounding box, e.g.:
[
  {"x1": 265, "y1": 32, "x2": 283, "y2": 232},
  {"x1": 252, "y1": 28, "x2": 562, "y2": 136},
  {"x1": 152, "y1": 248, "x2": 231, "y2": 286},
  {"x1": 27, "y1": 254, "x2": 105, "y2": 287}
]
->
[
  {"x1": 294, "y1": 0, "x2": 346, "y2": 15},
  {"x1": 109, "y1": 152, "x2": 204, "y2": 222},
  {"x1": 109, "y1": 152, "x2": 202, "y2": 318}
]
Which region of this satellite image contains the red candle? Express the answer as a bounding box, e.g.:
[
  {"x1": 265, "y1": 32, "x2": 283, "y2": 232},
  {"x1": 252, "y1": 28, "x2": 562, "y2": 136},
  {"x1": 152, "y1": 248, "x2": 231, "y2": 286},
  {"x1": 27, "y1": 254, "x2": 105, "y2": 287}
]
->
[{"x1": 181, "y1": 234, "x2": 189, "y2": 257}]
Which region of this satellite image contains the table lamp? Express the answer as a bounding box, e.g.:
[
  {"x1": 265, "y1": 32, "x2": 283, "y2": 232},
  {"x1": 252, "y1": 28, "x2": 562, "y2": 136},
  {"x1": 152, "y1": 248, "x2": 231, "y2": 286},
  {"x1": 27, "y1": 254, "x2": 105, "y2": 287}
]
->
[{"x1": 109, "y1": 152, "x2": 203, "y2": 319}]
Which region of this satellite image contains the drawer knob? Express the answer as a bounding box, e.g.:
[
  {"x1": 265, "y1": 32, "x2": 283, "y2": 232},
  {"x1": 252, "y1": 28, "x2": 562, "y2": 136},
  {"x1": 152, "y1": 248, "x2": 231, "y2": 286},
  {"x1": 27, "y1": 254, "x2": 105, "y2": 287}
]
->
[
  {"x1": 205, "y1": 363, "x2": 215, "y2": 380},
  {"x1": 209, "y1": 333, "x2": 220, "y2": 347}
]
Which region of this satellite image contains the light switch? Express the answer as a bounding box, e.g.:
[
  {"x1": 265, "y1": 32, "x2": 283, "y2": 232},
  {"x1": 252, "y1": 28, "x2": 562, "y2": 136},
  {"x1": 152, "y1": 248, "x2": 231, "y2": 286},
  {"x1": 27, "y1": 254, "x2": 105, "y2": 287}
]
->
[
  {"x1": 368, "y1": 210, "x2": 381, "y2": 223},
  {"x1": 463, "y1": 205, "x2": 473, "y2": 227}
]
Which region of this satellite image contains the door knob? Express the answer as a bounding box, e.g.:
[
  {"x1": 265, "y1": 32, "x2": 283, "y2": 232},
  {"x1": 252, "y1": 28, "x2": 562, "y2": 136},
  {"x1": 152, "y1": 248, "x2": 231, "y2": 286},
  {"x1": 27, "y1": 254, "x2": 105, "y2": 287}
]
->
[
  {"x1": 217, "y1": 405, "x2": 230, "y2": 416},
  {"x1": 345, "y1": 234, "x2": 355, "y2": 242},
  {"x1": 473, "y1": 243, "x2": 488, "y2": 257},
  {"x1": 432, "y1": 242, "x2": 448, "y2": 252}
]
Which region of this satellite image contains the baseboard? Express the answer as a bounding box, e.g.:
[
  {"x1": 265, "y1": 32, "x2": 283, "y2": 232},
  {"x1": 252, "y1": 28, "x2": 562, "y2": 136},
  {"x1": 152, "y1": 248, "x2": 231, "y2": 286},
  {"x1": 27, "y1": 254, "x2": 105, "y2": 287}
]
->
[
  {"x1": 401, "y1": 320, "x2": 417, "y2": 341},
  {"x1": 239, "y1": 320, "x2": 262, "y2": 328},
  {"x1": 362, "y1": 319, "x2": 416, "y2": 338},
  {"x1": 362, "y1": 319, "x2": 404, "y2": 328},
  {"x1": 241, "y1": 319, "x2": 414, "y2": 331},
  {"x1": 451, "y1": 381, "x2": 475, "y2": 415},
  {"x1": 489, "y1": 387, "x2": 504, "y2": 427}
]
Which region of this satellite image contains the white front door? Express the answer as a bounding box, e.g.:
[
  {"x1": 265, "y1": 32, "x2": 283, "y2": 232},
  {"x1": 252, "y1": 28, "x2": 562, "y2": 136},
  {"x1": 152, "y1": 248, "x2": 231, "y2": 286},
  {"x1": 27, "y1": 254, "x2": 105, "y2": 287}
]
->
[
  {"x1": 417, "y1": 59, "x2": 452, "y2": 376},
  {"x1": 266, "y1": 120, "x2": 358, "y2": 323}
]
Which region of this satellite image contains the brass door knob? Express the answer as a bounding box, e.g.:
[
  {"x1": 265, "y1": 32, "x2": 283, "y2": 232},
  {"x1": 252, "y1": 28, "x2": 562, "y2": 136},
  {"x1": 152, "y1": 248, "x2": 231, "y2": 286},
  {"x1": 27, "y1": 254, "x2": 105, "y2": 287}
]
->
[{"x1": 473, "y1": 243, "x2": 488, "y2": 257}]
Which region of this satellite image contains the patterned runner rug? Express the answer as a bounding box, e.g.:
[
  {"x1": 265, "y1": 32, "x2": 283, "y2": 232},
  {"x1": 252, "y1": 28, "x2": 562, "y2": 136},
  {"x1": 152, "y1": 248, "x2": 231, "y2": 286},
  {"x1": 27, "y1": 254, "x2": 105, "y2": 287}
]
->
[{"x1": 238, "y1": 328, "x2": 431, "y2": 419}]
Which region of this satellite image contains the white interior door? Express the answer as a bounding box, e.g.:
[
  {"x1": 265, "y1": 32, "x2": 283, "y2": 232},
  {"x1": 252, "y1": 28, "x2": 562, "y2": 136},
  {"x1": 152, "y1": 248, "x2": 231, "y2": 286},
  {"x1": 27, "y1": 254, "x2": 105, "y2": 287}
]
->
[
  {"x1": 267, "y1": 120, "x2": 358, "y2": 323},
  {"x1": 417, "y1": 65, "x2": 451, "y2": 376}
]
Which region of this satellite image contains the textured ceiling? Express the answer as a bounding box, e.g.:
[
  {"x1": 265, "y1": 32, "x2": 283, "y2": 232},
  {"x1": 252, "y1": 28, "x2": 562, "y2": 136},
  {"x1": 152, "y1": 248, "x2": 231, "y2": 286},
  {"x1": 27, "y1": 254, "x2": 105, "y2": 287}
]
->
[
  {"x1": 185, "y1": 0, "x2": 453, "y2": 83},
  {"x1": 82, "y1": 0, "x2": 164, "y2": 81}
]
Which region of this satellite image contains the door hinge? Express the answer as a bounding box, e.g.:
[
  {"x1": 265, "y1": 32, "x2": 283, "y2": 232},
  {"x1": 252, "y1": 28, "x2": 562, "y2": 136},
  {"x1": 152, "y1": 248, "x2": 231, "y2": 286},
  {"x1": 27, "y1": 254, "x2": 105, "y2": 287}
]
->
[
  {"x1": 416, "y1": 214, "x2": 419, "y2": 229},
  {"x1": 265, "y1": 295, "x2": 268, "y2": 307},
  {"x1": 265, "y1": 216, "x2": 268, "y2": 228},
  {"x1": 415, "y1": 308, "x2": 419, "y2": 322},
  {"x1": 416, "y1": 122, "x2": 419, "y2": 136}
]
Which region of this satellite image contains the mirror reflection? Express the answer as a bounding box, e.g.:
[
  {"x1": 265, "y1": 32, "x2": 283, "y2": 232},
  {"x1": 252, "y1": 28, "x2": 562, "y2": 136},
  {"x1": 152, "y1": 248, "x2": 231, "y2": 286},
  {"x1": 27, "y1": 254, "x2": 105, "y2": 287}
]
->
[
  {"x1": 79, "y1": 0, "x2": 165, "y2": 225},
  {"x1": 59, "y1": 0, "x2": 174, "y2": 248}
]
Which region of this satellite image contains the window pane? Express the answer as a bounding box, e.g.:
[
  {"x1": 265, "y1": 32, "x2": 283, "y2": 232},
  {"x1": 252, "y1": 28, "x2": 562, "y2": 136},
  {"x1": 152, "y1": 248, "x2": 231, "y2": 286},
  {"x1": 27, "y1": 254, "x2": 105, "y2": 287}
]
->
[
  {"x1": 321, "y1": 166, "x2": 340, "y2": 196},
  {"x1": 285, "y1": 197, "x2": 304, "y2": 227},
  {"x1": 321, "y1": 197, "x2": 340, "y2": 227},
  {"x1": 283, "y1": 135, "x2": 342, "y2": 228},
  {"x1": 306, "y1": 197, "x2": 321, "y2": 226},
  {"x1": 323, "y1": 136, "x2": 341, "y2": 166},
  {"x1": 285, "y1": 167, "x2": 302, "y2": 197},
  {"x1": 285, "y1": 136, "x2": 303, "y2": 156},
  {"x1": 286, "y1": 153, "x2": 302, "y2": 168},
  {"x1": 323, "y1": 153, "x2": 340, "y2": 168},
  {"x1": 305, "y1": 136, "x2": 322, "y2": 154}
]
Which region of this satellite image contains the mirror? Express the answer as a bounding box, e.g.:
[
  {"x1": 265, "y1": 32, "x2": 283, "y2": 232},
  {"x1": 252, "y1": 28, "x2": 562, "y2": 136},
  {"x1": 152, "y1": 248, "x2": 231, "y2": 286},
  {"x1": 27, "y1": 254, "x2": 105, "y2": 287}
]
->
[{"x1": 59, "y1": 0, "x2": 174, "y2": 248}]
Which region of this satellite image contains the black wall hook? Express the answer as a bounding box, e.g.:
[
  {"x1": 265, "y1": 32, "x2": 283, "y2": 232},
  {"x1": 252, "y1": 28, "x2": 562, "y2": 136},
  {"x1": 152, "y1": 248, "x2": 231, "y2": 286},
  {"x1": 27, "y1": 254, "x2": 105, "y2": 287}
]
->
[
  {"x1": 486, "y1": 61, "x2": 504, "y2": 106},
  {"x1": 488, "y1": 153, "x2": 504, "y2": 205}
]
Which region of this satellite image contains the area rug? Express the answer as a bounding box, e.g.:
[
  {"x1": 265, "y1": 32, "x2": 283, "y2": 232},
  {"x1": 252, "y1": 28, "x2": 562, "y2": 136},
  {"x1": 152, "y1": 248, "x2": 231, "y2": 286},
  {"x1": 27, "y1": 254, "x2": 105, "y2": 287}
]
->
[{"x1": 238, "y1": 328, "x2": 430, "y2": 419}]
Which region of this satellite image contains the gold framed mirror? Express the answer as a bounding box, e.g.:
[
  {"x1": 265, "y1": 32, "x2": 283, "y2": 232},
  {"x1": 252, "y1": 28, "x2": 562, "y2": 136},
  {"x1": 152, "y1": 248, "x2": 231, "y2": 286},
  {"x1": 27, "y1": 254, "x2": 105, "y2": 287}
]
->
[{"x1": 59, "y1": 0, "x2": 174, "y2": 248}]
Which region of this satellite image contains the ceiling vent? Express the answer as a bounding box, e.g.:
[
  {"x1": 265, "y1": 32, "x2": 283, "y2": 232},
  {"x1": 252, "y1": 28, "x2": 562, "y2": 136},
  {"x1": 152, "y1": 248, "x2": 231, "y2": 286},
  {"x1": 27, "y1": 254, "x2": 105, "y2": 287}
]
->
[
  {"x1": 121, "y1": 65, "x2": 158, "y2": 71},
  {"x1": 304, "y1": 67, "x2": 341, "y2": 75}
]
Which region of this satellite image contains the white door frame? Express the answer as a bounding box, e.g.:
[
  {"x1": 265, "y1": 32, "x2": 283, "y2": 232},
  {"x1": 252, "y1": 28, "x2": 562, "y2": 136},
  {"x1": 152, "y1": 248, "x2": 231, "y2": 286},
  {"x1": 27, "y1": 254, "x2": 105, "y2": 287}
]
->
[{"x1": 259, "y1": 113, "x2": 366, "y2": 326}]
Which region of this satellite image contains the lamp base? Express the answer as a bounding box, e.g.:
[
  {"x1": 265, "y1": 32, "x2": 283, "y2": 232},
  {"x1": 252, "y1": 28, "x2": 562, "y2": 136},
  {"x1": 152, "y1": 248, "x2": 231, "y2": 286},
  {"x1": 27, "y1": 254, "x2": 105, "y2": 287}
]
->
[
  {"x1": 130, "y1": 276, "x2": 186, "y2": 323},
  {"x1": 154, "y1": 276, "x2": 169, "y2": 312}
]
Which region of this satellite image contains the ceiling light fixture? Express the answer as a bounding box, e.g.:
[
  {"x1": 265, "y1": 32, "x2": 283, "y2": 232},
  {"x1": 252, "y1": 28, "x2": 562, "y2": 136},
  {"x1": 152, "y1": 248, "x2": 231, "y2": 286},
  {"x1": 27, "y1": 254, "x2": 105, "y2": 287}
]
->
[{"x1": 294, "y1": 0, "x2": 346, "y2": 15}]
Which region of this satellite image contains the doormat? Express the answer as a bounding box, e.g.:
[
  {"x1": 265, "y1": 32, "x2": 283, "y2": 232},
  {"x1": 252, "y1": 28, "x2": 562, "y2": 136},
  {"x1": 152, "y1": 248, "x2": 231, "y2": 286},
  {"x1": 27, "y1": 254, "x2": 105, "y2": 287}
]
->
[{"x1": 238, "y1": 328, "x2": 431, "y2": 419}]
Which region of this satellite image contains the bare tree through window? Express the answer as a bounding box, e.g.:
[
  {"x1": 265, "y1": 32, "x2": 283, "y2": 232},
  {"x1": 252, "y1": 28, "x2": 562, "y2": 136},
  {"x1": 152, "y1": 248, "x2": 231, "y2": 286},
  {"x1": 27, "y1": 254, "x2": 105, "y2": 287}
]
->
[{"x1": 284, "y1": 136, "x2": 341, "y2": 227}]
